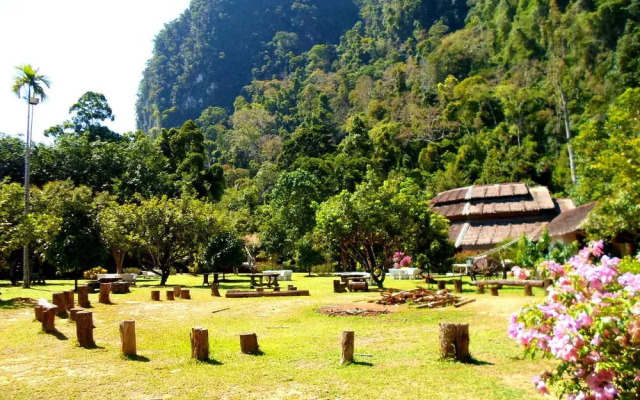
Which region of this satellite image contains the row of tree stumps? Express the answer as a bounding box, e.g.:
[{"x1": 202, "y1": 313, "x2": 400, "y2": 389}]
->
[{"x1": 151, "y1": 286, "x2": 191, "y2": 301}]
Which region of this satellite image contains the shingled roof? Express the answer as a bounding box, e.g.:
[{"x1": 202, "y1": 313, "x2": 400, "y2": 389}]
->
[
  {"x1": 432, "y1": 183, "x2": 565, "y2": 251},
  {"x1": 545, "y1": 202, "x2": 596, "y2": 237}
]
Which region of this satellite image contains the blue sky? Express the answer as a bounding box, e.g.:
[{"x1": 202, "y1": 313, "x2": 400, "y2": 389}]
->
[{"x1": 0, "y1": 0, "x2": 191, "y2": 143}]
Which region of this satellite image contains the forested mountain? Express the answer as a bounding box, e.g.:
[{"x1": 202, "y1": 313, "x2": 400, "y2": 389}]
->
[{"x1": 136, "y1": 0, "x2": 361, "y2": 131}]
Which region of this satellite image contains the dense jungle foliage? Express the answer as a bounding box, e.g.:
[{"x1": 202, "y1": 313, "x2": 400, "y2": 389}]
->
[{"x1": 2, "y1": 0, "x2": 639, "y2": 283}]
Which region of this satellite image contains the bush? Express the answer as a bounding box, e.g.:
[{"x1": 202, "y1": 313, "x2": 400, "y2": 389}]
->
[
  {"x1": 619, "y1": 255, "x2": 640, "y2": 274},
  {"x1": 83, "y1": 267, "x2": 107, "y2": 280},
  {"x1": 124, "y1": 267, "x2": 141, "y2": 274},
  {"x1": 509, "y1": 242, "x2": 640, "y2": 399},
  {"x1": 311, "y1": 263, "x2": 335, "y2": 275}
]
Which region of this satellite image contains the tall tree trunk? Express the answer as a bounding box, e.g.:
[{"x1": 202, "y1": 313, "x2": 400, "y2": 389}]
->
[
  {"x1": 560, "y1": 90, "x2": 577, "y2": 184},
  {"x1": 23, "y1": 88, "x2": 32, "y2": 289},
  {"x1": 160, "y1": 269, "x2": 169, "y2": 286},
  {"x1": 112, "y1": 249, "x2": 125, "y2": 274}
]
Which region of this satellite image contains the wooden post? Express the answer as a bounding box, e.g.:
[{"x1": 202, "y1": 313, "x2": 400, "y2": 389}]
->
[
  {"x1": 490, "y1": 286, "x2": 499, "y2": 296},
  {"x1": 76, "y1": 311, "x2": 95, "y2": 347},
  {"x1": 78, "y1": 285, "x2": 91, "y2": 308},
  {"x1": 34, "y1": 305, "x2": 44, "y2": 322},
  {"x1": 173, "y1": 286, "x2": 181, "y2": 298},
  {"x1": 151, "y1": 290, "x2": 160, "y2": 301},
  {"x1": 69, "y1": 308, "x2": 83, "y2": 321},
  {"x1": 437, "y1": 281, "x2": 446, "y2": 290},
  {"x1": 454, "y1": 280, "x2": 463, "y2": 293},
  {"x1": 256, "y1": 287, "x2": 264, "y2": 293},
  {"x1": 190, "y1": 327, "x2": 209, "y2": 361},
  {"x1": 119, "y1": 320, "x2": 136, "y2": 356},
  {"x1": 288, "y1": 285, "x2": 295, "y2": 291},
  {"x1": 166, "y1": 290, "x2": 175, "y2": 300},
  {"x1": 333, "y1": 280, "x2": 345, "y2": 293},
  {"x1": 524, "y1": 285, "x2": 533, "y2": 296},
  {"x1": 42, "y1": 306, "x2": 57, "y2": 333},
  {"x1": 180, "y1": 289, "x2": 191, "y2": 299},
  {"x1": 52, "y1": 292, "x2": 67, "y2": 316},
  {"x1": 64, "y1": 291, "x2": 74, "y2": 310},
  {"x1": 211, "y1": 284, "x2": 220, "y2": 297},
  {"x1": 476, "y1": 283, "x2": 485, "y2": 294},
  {"x1": 439, "y1": 323, "x2": 470, "y2": 361},
  {"x1": 99, "y1": 283, "x2": 111, "y2": 304},
  {"x1": 341, "y1": 330, "x2": 355, "y2": 364},
  {"x1": 239, "y1": 333, "x2": 259, "y2": 354}
]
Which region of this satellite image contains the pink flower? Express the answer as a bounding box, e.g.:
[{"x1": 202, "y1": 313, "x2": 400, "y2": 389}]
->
[
  {"x1": 589, "y1": 240, "x2": 604, "y2": 257},
  {"x1": 512, "y1": 266, "x2": 531, "y2": 280},
  {"x1": 618, "y1": 273, "x2": 640, "y2": 294},
  {"x1": 532, "y1": 376, "x2": 550, "y2": 395}
]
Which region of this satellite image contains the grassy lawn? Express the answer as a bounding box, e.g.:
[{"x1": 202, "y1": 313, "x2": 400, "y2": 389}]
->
[{"x1": 0, "y1": 274, "x2": 553, "y2": 400}]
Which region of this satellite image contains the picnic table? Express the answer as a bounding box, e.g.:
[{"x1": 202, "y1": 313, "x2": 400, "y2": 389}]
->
[
  {"x1": 452, "y1": 264, "x2": 472, "y2": 275},
  {"x1": 247, "y1": 273, "x2": 279, "y2": 289},
  {"x1": 334, "y1": 272, "x2": 370, "y2": 284}
]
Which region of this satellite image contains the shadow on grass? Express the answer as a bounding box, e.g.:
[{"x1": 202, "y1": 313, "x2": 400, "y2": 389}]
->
[
  {"x1": 345, "y1": 360, "x2": 374, "y2": 367},
  {"x1": 242, "y1": 350, "x2": 265, "y2": 356},
  {"x1": 124, "y1": 354, "x2": 150, "y2": 362},
  {"x1": 41, "y1": 329, "x2": 69, "y2": 341},
  {"x1": 465, "y1": 356, "x2": 494, "y2": 366},
  {"x1": 78, "y1": 344, "x2": 105, "y2": 350},
  {"x1": 0, "y1": 298, "x2": 37, "y2": 310},
  {"x1": 196, "y1": 358, "x2": 223, "y2": 366}
]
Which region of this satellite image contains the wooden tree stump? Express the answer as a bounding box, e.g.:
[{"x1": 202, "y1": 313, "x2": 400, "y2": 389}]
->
[
  {"x1": 341, "y1": 330, "x2": 355, "y2": 364},
  {"x1": 173, "y1": 286, "x2": 181, "y2": 298},
  {"x1": 476, "y1": 284, "x2": 485, "y2": 294},
  {"x1": 99, "y1": 283, "x2": 111, "y2": 304},
  {"x1": 524, "y1": 285, "x2": 533, "y2": 296},
  {"x1": 166, "y1": 290, "x2": 175, "y2": 300},
  {"x1": 256, "y1": 287, "x2": 264, "y2": 293},
  {"x1": 437, "y1": 281, "x2": 446, "y2": 290},
  {"x1": 64, "y1": 291, "x2": 75, "y2": 310},
  {"x1": 454, "y1": 280, "x2": 463, "y2": 293},
  {"x1": 239, "y1": 333, "x2": 259, "y2": 354},
  {"x1": 211, "y1": 284, "x2": 220, "y2": 297},
  {"x1": 490, "y1": 286, "x2": 499, "y2": 296},
  {"x1": 439, "y1": 323, "x2": 470, "y2": 361},
  {"x1": 34, "y1": 305, "x2": 45, "y2": 322},
  {"x1": 333, "y1": 280, "x2": 346, "y2": 293},
  {"x1": 180, "y1": 289, "x2": 191, "y2": 299},
  {"x1": 119, "y1": 320, "x2": 136, "y2": 356},
  {"x1": 78, "y1": 285, "x2": 91, "y2": 308},
  {"x1": 42, "y1": 306, "x2": 57, "y2": 333},
  {"x1": 76, "y1": 311, "x2": 95, "y2": 347},
  {"x1": 52, "y1": 292, "x2": 67, "y2": 316},
  {"x1": 190, "y1": 327, "x2": 209, "y2": 361},
  {"x1": 287, "y1": 285, "x2": 295, "y2": 291},
  {"x1": 273, "y1": 286, "x2": 280, "y2": 292},
  {"x1": 151, "y1": 290, "x2": 160, "y2": 301},
  {"x1": 69, "y1": 308, "x2": 83, "y2": 322}
]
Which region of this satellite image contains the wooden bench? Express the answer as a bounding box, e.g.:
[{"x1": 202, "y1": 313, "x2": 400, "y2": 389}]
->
[{"x1": 470, "y1": 279, "x2": 549, "y2": 296}]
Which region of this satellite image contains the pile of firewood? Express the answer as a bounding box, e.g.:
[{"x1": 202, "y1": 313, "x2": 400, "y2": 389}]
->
[
  {"x1": 375, "y1": 287, "x2": 475, "y2": 308},
  {"x1": 320, "y1": 306, "x2": 389, "y2": 317}
]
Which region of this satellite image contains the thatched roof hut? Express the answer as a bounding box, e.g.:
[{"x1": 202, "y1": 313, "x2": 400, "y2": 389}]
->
[{"x1": 432, "y1": 183, "x2": 574, "y2": 251}]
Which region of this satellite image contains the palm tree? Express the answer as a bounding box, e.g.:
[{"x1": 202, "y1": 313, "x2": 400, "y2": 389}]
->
[{"x1": 12, "y1": 64, "x2": 51, "y2": 288}]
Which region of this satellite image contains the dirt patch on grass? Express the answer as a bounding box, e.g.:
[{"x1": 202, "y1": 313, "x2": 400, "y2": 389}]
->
[{"x1": 319, "y1": 303, "x2": 399, "y2": 317}]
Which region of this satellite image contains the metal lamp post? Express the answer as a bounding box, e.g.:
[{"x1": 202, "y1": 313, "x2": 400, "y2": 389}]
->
[{"x1": 22, "y1": 94, "x2": 39, "y2": 288}]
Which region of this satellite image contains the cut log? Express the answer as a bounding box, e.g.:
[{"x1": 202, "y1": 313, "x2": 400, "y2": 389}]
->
[
  {"x1": 453, "y1": 280, "x2": 463, "y2": 293},
  {"x1": 333, "y1": 280, "x2": 346, "y2": 293},
  {"x1": 190, "y1": 327, "x2": 209, "y2": 361},
  {"x1": 287, "y1": 285, "x2": 295, "y2": 291},
  {"x1": 151, "y1": 290, "x2": 160, "y2": 301},
  {"x1": 99, "y1": 283, "x2": 111, "y2": 304},
  {"x1": 42, "y1": 306, "x2": 57, "y2": 333},
  {"x1": 52, "y1": 292, "x2": 67, "y2": 316},
  {"x1": 454, "y1": 299, "x2": 476, "y2": 308},
  {"x1": 341, "y1": 330, "x2": 355, "y2": 364},
  {"x1": 119, "y1": 320, "x2": 136, "y2": 356},
  {"x1": 166, "y1": 290, "x2": 175, "y2": 301},
  {"x1": 64, "y1": 291, "x2": 75, "y2": 310},
  {"x1": 348, "y1": 281, "x2": 368, "y2": 292},
  {"x1": 77, "y1": 285, "x2": 91, "y2": 308},
  {"x1": 76, "y1": 311, "x2": 95, "y2": 347},
  {"x1": 180, "y1": 289, "x2": 191, "y2": 299},
  {"x1": 524, "y1": 285, "x2": 533, "y2": 296},
  {"x1": 439, "y1": 323, "x2": 470, "y2": 361},
  {"x1": 239, "y1": 333, "x2": 259, "y2": 354},
  {"x1": 256, "y1": 287, "x2": 264, "y2": 293},
  {"x1": 173, "y1": 286, "x2": 181, "y2": 298},
  {"x1": 211, "y1": 284, "x2": 220, "y2": 297},
  {"x1": 437, "y1": 281, "x2": 446, "y2": 290},
  {"x1": 34, "y1": 305, "x2": 45, "y2": 322},
  {"x1": 69, "y1": 308, "x2": 83, "y2": 321},
  {"x1": 273, "y1": 286, "x2": 280, "y2": 292},
  {"x1": 490, "y1": 287, "x2": 499, "y2": 296},
  {"x1": 476, "y1": 284, "x2": 485, "y2": 294}
]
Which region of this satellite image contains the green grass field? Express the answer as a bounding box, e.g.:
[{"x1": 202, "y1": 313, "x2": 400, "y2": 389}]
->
[{"x1": 0, "y1": 274, "x2": 552, "y2": 400}]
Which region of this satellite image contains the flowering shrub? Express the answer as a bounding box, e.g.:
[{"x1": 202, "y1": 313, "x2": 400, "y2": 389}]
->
[
  {"x1": 83, "y1": 267, "x2": 107, "y2": 280},
  {"x1": 393, "y1": 252, "x2": 412, "y2": 268},
  {"x1": 509, "y1": 241, "x2": 640, "y2": 399},
  {"x1": 512, "y1": 266, "x2": 531, "y2": 280}
]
